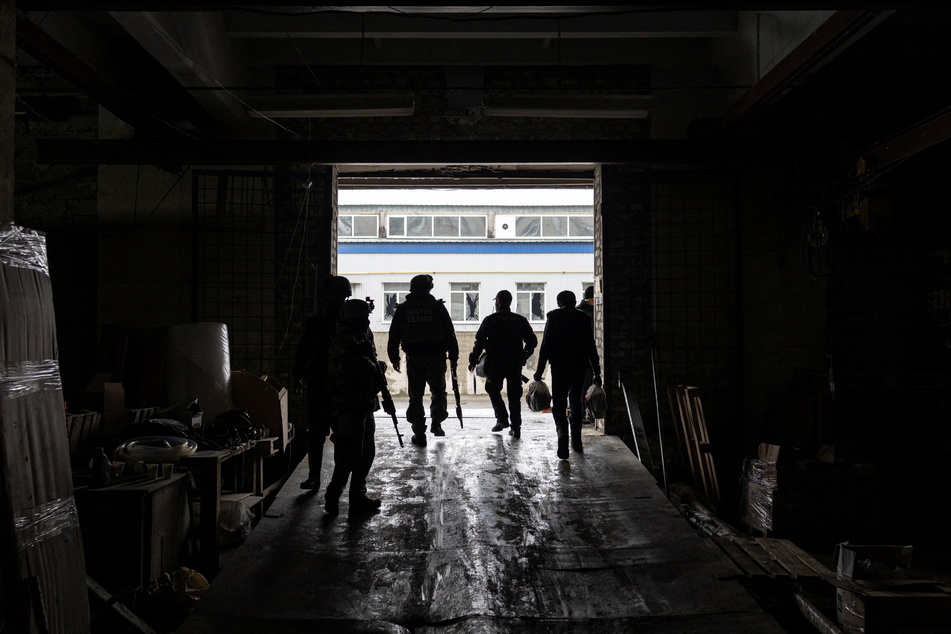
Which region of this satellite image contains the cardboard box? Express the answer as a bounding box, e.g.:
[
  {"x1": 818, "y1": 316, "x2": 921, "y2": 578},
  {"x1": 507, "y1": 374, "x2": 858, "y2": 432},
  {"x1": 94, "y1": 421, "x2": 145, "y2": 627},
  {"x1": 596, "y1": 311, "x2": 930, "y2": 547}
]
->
[
  {"x1": 833, "y1": 543, "x2": 951, "y2": 632},
  {"x1": 836, "y1": 585, "x2": 951, "y2": 633},
  {"x1": 83, "y1": 373, "x2": 126, "y2": 437},
  {"x1": 230, "y1": 371, "x2": 290, "y2": 450},
  {"x1": 835, "y1": 543, "x2": 913, "y2": 581}
]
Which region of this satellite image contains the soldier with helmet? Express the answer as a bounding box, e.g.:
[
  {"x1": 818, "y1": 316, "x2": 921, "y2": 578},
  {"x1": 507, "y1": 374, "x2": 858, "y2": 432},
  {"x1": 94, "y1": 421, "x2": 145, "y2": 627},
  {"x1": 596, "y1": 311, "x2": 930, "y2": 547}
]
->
[
  {"x1": 293, "y1": 275, "x2": 353, "y2": 491},
  {"x1": 386, "y1": 274, "x2": 459, "y2": 447},
  {"x1": 324, "y1": 298, "x2": 385, "y2": 516}
]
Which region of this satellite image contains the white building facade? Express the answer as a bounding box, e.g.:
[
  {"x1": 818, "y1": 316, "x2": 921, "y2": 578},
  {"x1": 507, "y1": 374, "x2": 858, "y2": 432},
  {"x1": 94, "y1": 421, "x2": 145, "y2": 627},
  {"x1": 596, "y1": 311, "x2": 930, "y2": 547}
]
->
[{"x1": 338, "y1": 189, "x2": 594, "y2": 395}]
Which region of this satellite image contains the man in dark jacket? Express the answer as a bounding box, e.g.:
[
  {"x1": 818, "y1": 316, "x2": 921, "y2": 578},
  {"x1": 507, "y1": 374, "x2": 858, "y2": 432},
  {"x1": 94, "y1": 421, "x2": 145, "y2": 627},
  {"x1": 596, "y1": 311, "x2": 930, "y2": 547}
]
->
[
  {"x1": 324, "y1": 299, "x2": 384, "y2": 516},
  {"x1": 468, "y1": 290, "x2": 537, "y2": 439},
  {"x1": 387, "y1": 274, "x2": 459, "y2": 447},
  {"x1": 292, "y1": 275, "x2": 352, "y2": 490},
  {"x1": 534, "y1": 290, "x2": 602, "y2": 459}
]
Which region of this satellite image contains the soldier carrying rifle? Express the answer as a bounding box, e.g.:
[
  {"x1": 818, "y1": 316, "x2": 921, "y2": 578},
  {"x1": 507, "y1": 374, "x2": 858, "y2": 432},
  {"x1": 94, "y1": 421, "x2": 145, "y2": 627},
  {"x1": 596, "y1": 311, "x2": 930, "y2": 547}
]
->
[{"x1": 323, "y1": 299, "x2": 386, "y2": 517}]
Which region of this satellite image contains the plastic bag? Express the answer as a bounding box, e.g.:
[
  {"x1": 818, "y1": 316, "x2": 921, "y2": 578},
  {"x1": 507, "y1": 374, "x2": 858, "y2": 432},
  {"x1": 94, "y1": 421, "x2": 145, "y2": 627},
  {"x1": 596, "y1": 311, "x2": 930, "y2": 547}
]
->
[
  {"x1": 526, "y1": 380, "x2": 552, "y2": 412},
  {"x1": 585, "y1": 383, "x2": 607, "y2": 418},
  {"x1": 474, "y1": 352, "x2": 488, "y2": 378}
]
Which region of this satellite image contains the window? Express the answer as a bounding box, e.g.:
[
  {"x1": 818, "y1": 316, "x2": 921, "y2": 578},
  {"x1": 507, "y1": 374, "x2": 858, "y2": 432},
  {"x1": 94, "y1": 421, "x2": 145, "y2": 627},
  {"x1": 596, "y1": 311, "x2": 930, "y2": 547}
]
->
[
  {"x1": 450, "y1": 283, "x2": 480, "y2": 322},
  {"x1": 382, "y1": 282, "x2": 410, "y2": 320},
  {"x1": 516, "y1": 283, "x2": 546, "y2": 321},
  {"x1": 460, "y1": 216, "x2": 487, "y2": 237},
  {"x1": 434, "y1": 216, "x2": 459, "y2": 237},
  {"x1": 406, "y1": 216, "x2": 432, "y2": 237},
  {"x1": 338, "y1": 215, "x2": 378, "y2": 238},
  {"x1": 515, "y1": 216, "x2": 541, "y2": 237},
  {"x1": 386, "y1": 215, "x2": 487, "y2": 238},
  {"x1": 388, "y1": 216, "x2": 405, "y2": 237},
  {"x1": 569, "y1": 216, "x2": 594, "y2": 237},
  {"x1": 514, "y1": 215, "x2": 593, "y2": 238}
]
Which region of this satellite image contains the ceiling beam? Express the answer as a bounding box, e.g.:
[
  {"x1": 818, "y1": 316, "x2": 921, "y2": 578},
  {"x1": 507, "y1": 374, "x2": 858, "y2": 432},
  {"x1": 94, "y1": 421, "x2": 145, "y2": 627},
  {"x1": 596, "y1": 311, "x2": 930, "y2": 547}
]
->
[
  {"x1": 35, "y1": 138, "x2": 823, "y2": 166},
  {"x1": 859, "y1": 107, "x2": 951, "y2": 169},
  {"x1": 722, "y1": 9, "x2": 889, "y2": 128},
  {"x1": 16, "y1": 12, "x2": 206, "y2": 138}
]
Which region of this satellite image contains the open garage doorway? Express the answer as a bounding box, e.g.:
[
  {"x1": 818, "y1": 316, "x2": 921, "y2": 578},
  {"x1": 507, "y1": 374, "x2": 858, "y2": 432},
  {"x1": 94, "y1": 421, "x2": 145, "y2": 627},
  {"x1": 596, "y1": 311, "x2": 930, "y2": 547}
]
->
[{"x1": 335, "y1": 185, "x2": 597, "y2": 399}]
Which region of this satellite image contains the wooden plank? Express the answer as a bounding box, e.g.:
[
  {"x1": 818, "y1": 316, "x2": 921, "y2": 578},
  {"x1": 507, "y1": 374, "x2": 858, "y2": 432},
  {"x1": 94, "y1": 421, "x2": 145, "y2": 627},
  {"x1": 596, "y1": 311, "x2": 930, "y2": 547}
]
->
[
  {"x1": 756, "y1": 539, "x2": 817, "y2": 579},
  {"x1": 710, "y1": 536, "x2": 768, "y2": 577},
  {"x1": 87, "y1": 576, "x2": 156, "y2": 634},
  {"x1": 732, "y1": 538, "x2": 787, "y2": 578},
  {"x1": 703, "y1": 538, "x2": 744, "y2": 578},
  {"x1": 769, "y1": 539, "x2": 837, "y2": 584},
  {"x1": 687, "y1": 388, "x2": 720, "y2": 503},
  {"x1": 755, "y1": 538, "x2": 820, "y2": 579}
]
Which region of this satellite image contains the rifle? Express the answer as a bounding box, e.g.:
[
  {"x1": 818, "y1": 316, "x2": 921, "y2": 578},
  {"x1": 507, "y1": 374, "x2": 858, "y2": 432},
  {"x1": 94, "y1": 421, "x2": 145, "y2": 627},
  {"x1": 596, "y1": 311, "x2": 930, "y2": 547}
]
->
[
  {"x1": 379, "y1": 375, "x2": 404, "y2": 448},
  {"x1": 450, "y1": 363, "x2": 464, "y2": 428},
  {"x1": 364, "y1": 297, "x2": 403, "y2": 447}
]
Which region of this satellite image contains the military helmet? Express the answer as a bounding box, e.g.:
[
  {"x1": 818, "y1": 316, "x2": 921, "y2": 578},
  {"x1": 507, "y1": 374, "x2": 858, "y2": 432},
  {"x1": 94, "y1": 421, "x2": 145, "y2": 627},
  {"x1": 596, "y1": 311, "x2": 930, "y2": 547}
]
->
[
  {"x1": 410, "y1": 274, "x2": 434, "y2": 293},
  {"x1": 338, "y1": 299, "x2": 371, "y2": 325},
  {"x1": 327, "y1": 275, "x2": 352, "y2": 300}
]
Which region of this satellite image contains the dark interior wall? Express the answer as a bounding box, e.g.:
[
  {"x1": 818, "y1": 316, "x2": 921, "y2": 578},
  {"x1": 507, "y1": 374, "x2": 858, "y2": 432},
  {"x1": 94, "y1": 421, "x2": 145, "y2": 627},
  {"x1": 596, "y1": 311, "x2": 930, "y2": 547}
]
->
[
  {"x1": 737, "y1": 162, "x2": 830, "y2": 455},
  {"x1": 13, "y1": 66, "x2": 99, "y2": 408},
  {"x1": 820, "y1": 149, "x2": 951, "y2": 555}
]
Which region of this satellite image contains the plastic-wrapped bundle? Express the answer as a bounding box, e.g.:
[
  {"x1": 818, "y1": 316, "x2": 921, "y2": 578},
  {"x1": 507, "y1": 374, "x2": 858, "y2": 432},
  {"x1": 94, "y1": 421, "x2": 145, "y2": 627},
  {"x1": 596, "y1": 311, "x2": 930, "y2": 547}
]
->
[
  {"x1": 739, "y1": 457, "x2": 777, "y2": 531},
  {"x1": 1, "y1": 224, "x2": 90, "y2": 631},
  {"x1": 165, "y1": 322, "x2": 234, "y2": 418},
  {"x1": 526, "y1": 379, "x2": 552, "y2": 412}
]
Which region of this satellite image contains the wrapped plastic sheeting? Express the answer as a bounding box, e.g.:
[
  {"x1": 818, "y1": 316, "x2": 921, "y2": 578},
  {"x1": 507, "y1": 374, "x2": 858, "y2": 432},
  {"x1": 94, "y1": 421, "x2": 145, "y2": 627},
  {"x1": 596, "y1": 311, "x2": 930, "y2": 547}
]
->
[
  {"x1": 0, "y1": 224, "x2": 49, "y2": 275},
  {"x1": 1, "y1": 223, "x2": 90, "y2": 632},
  {"x1": 165, "y1": 322, "x2": 234, "y2": 419},
  {"x1": 0, "y1": 360, "x2": 62, "y2": 400},
  {"x1": 12, "y1": 497, "x2": 80, "y2": 554},
  {"x1": 739, "y1": 457, "x2": 777, "y2": 532}
]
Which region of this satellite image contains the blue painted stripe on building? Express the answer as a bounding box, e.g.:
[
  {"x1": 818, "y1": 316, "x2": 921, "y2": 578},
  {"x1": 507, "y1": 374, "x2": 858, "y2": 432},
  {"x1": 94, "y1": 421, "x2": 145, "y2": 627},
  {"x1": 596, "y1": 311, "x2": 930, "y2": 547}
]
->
[{"x1": 339, "y1": 242, "x2": 593, "y2": 254}]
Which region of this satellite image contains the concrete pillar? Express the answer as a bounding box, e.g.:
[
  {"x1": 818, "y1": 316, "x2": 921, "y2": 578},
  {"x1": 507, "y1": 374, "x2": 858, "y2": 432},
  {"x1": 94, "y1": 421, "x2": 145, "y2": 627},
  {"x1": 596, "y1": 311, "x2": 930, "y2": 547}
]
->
[
  {"x1": 1, "y1": 0, "x2": 14, "y2": 224},
  {"x1": 595, "y1": 164, "x2": 654, "y2": 437}
]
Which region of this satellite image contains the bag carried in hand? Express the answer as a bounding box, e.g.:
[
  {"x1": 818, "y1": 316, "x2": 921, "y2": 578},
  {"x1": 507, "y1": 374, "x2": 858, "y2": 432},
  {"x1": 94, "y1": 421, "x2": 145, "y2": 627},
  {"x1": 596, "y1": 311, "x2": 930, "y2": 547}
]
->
[
  {"x1": 474, "y1": 352, "x2": 489, "y2": 378},
  {"x1": 526, "y1": 380, "x2": 552, "y2": 412},
  {"x1": 585, "y1": 384, "x2": 607, "y2": 418}
]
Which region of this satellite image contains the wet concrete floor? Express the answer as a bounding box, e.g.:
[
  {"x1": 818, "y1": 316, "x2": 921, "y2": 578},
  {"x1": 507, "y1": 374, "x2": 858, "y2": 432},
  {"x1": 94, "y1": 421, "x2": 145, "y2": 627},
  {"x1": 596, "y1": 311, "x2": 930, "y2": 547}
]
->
[{"x1": 175, "y1": 399, "x2": 786, "y2": 634}]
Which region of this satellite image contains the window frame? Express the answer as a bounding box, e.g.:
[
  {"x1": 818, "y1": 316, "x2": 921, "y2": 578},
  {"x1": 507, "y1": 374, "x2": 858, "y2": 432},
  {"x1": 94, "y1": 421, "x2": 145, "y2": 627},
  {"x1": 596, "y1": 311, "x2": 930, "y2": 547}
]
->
[
  {"x1": 449, "y1": 282, "x2": 481, "y2": 323},
  {"x1": 386, "y1": 214, "x2": 488, "y2": 239},
  {"x1": 513, "y1": 214, "x2": 594, "y2": 239},
  {"x1": 338, "y1": 214, "x2": 379, "y2": 239},
  {"x1": 516, "y1": 282, "x2": 547, "y2": 322},
  {"x1": 382, "y1": 282, "x2": 411, "y2": 321}
]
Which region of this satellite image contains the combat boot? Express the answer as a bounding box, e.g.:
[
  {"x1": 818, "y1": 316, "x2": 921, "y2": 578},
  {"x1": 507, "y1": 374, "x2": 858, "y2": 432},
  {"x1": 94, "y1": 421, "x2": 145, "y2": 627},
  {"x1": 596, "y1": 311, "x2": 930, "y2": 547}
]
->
[
  {"x1": 571, "y1": 422, "x2": 583, "y2": 452},
  {"x1": 350, "y1": 496, "x2": 382, "y2": 515},
  {"x1": 509, "y1": 426, "x2": 521, "y2": 439},
  {"x1": 556, "y1": 422, "x2": 569, "y2": 459},
  {"x1": 430, "y1": 421, "x2": 446, "y2": 436}
]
